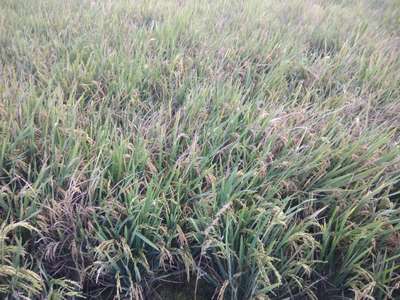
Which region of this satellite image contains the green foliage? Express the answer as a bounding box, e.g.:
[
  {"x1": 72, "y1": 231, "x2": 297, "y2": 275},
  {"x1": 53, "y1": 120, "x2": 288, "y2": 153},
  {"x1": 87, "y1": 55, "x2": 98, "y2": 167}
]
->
[{"x1": 1, "y1": 0, "x2": 400, "y2": 299}]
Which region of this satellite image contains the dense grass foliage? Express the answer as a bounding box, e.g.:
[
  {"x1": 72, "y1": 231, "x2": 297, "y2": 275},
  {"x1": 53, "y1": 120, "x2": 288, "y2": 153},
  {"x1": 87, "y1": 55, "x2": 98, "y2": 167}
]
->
[{"x1": 1, "y1": 0, "x2": 400, "y2": 299}]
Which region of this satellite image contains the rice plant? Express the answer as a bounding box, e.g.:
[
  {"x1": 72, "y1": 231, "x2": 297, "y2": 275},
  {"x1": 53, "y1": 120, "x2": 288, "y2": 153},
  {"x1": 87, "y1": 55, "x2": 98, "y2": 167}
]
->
[{"x1": 1, "y1": 0, "x2": 400, "y2": 299}]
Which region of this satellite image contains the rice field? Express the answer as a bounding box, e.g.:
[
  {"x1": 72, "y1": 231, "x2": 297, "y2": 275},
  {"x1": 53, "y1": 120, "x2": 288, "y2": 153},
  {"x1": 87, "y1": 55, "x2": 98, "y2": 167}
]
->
[{"x1": 1, "y1": 0, "x2": 400, "y2": 299}]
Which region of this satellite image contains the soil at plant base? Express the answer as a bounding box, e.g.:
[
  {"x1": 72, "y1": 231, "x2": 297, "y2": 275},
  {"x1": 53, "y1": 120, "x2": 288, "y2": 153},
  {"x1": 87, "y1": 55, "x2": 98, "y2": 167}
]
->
[{"x1": 151, "y1": 279, "x2": 214, "y2": 300}]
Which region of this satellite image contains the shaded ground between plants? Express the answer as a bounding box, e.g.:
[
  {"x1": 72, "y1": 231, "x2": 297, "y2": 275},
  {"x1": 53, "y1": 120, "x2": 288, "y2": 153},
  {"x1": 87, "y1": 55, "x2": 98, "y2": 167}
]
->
[{"x1": 150, "y1": 280, "x2": 213, "y2": 300}]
